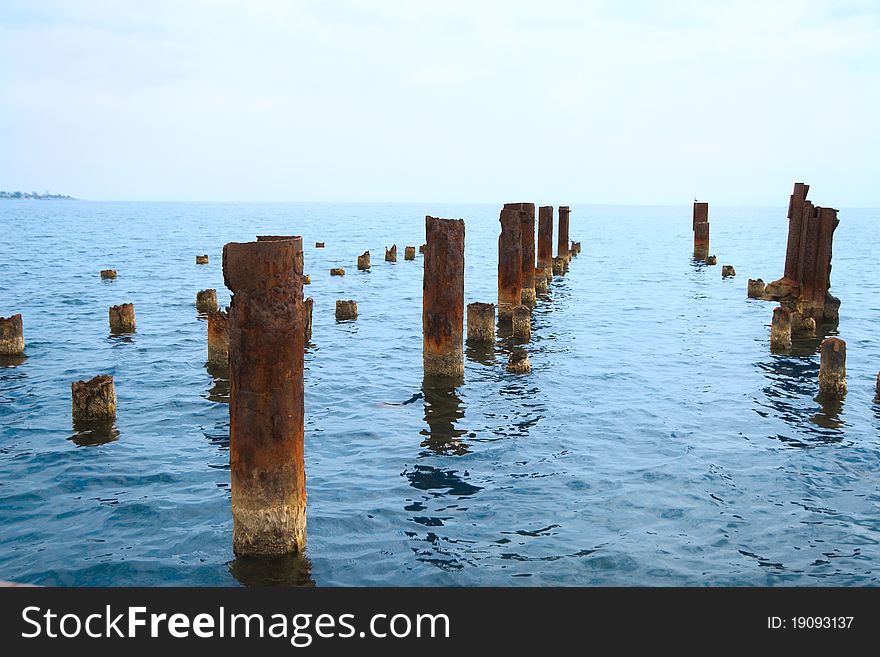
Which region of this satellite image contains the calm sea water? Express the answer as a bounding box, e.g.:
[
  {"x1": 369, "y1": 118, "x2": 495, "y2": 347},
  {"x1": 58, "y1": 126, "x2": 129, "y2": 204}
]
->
[{"x1": 0, "y1": 201, "x2": 878, "y2": 586}]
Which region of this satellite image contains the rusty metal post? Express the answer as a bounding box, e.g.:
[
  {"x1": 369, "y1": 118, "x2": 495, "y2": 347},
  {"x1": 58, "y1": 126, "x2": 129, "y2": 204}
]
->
[
  {"x1": 498, "y1": 207, "x2": 523, "y2": 321},
  {"x1": 558, "y1": 206, "x2": 571, "y2": 261},
  {"x1": 357, "y1": 251, "x2": 370, "y2": 270},
  {"x1": 819, "y1": 337, "x2": 847, "y2": 397},
  {"x1": 537, "y1": 206, "x2": 554, "y2": 282},
  {"x1": 304, "y1": 297, "x2": 313, "y2": 342},
  {"x1": 504, "y1": 202, "x2": 536, "y2": 306},
  {"x1": 693, "y1": 202, "x2": 709, "y2": 260},
  {"x1": 783, "y1": 183, "x2": 809, "y2": 282},
  {"x1": 223, "y1": 236, "x2": 306, "y2": 556},
  {"x1": 423, "y1": 216, "x2": 465, "y2": 377}
]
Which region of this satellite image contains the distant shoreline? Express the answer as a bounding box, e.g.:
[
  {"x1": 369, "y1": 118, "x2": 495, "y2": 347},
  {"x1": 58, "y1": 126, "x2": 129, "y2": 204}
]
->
[{"x1": 0, "y1": 191, "x2": 76, "y2": 200}]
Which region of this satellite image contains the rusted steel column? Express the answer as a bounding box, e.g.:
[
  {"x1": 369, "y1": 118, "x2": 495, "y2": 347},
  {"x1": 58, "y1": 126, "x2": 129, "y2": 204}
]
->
[
  {"x1": 423, "y1": 216, "x2": 465, "y2": 377},
  {"x1": 558, "y1": 206, "x2": 571, "y2": 261},
  {"x1": 0, "y1": 314, "x2": 25, "y2": 355},
  {"x1": 537, "y1": 206, "x2": 554, "y2": 282},
  {"x1": 783, "y1": 183, "x2": 809, "y2": 281},
  {"x1": 504, "y1": 202, "x2": 536, "y2": 306},
  {"x1": 498, "y1": 207, "x2": 523, "y2": 321},
  {"x1": 196, "y1": 288, "x2": 218, "y2": 313},
  {"x1": 693, "y1": 202, "x2": 709, "y2": 260},
  {"x1": 304, "y1": 297, "x2": 314, "y2": 342},
  {"x1": 223, "y1": 236, "x2": 305, "y2": 556},
  {"x1": 71, "y1": 375, "x2": 116, "y2": 420},
  {"x1": 770, "y1": 306, "x2": 791, "y2": 351},
  {"x1": 812, "y1": 206, "x2": 838, "y2": 306},
  {"x1": 819, "y1": 337, "x2": 847, "y2": 397},
  {"x1": 467, "y1": 302, "x2": 495, "y2": 343},
  {"x1": 207, "y1": 309, "x2": 229, "y2": 366},
  {"x1": 109, "y1": 303, "x2": 135, "y2": 333}
]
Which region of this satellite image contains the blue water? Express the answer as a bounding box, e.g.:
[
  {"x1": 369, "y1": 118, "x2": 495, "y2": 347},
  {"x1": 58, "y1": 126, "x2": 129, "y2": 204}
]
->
[{"x1": 0, "y1": 201, "x2": 878, "y2": 586}]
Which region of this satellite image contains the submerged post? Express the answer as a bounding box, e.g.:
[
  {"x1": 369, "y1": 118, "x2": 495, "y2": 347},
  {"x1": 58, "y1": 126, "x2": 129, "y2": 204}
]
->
[
  {"x1": 558, "y1": 206, "x2": 571, "y2": 261},
  {"x1": 335, "y1": 300, "x2": 358, "y2": 320},
  {"x1": 109, "y1": 303, "x2": 136, "y2": 333},
  {"x1": 207, "y1": 309, "x2": 229, "y2": 366},
  {"x1": 534, "y1": 267, "x2": 548, "y2": 294},
  {"x1": 223, "y1": 236, "x2": 306, "y2": 556},
  {"x1": 506, "y1": 349, "x2": 531, "y2": 373},
  {"x1": 71, "y1": 375, "x2": 116, "y2": 421},
  {"x1": 818, "y1": 337, "x2": 847, "y2": 397},
  {"x1": 770, "y1": 306, "x2": 791, "y2": 351},
  {"x1": 385, "y1": 245, "x2": 397, "y2": 262},
  {"x1": 0, "y1": 314, "x2": 25, "y2": 355},
  {"x1": 196, "y1": 289, "x2": 218, "y2": 313},
  {"x1": 467, "y1": 302, "x2": 495, "y2": 343},
  {"x1": 512, "y1": 304, "x2": 531, "y2": 340},
  {"x1": 537, "y1": 206, "x2": 554, "y2": 283},
  {"x1": 423, "y1": 216, "x2": 465, "y2": 377},
  {"x1": 498, "y1": 207, "x2": 523, "y2": 322},
  {"x1": 405, "y1": 246, "x2": 416, "y2": 261},
  {"x1": 357, "y1": 251, "x2": 370, "y2": 270}
]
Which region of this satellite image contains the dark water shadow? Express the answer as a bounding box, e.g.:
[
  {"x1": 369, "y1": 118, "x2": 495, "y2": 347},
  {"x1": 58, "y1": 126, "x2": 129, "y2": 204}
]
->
[
  {"x1": 228, "y1": 553, "x2": 315, "y2": 587},
  {"x1": 0, "y1": 354, "x2": 28, "y2": 368},
  {"x1": 811, "y1": 394, "x2": 845, "y2": 430},
  {"x1": 108, "y1": 331, "x2": 135, "y2": 343},
  {"x1": 204, "y1": 362, "x2": 230, "y2": 403},
  {"x1": 69, "y1": 418, "x2": 120, "y2": 447},
  {"x1": 465, "y1": 341, "x2": 495, "y2": 366},
  {"x1": 420, "y1": 374, "x2": 467, "y2": 455}
]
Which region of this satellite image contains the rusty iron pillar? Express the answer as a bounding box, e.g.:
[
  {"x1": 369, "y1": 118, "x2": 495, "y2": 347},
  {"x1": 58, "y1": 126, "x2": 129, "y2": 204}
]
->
[
  {"x1": 537, "y1": 206, "x2": 554, "y2": 282},
  {"x1": 504, "y1": 202, "x2": 536, "y2": 306},
  {"x1": 693, "y1": 202, "x2": 709, "y2": 260},
  {"x1": 498, "y1": 207, "x2": 523, "y2": 322},
  {"x1": 558, "y1": 206, "x2": 571, "y2": 261},
  {"x1": 223, "y1": 236, "x2": 306, "y2": 556},
  {"x1": 423, "y1": 216, "x2": 465, "y2": 377}
]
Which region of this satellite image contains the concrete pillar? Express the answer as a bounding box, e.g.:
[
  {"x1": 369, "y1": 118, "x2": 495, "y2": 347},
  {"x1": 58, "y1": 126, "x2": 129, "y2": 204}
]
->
[
  {"x1": 748, "y1": 279, "x2": 765, "y2": 298},
  {"x1": 497, "y1": 207, "x2": 523, "y2": 322},
  {"x1": 196, "y1": 288, "x2": 218, "y2": 313},
  {"x1": 109, "y1": 303, "x2": 135, "y2": 333},
  {"x1": 466, "y1": 302, "x2": 495, "y2": 343},
  {"x1": 0, "y1": 314, "x2": 25, "y2": 355},
  {"x1": 357, "y1": 251, "x2": 370, "y2": 270},
  {"x1": 558, "y1": 206, "x2": 571, "y2": 261},
  {"x1": 423, "y1": 216, "x2": 465, "y2": 377},
  {"x1": 385, "y1": 244, "x2": 397, "y2": 262},
  {"x1": 207, "y1": 309, "x2": 229, "y2": 366},
  {"x1": 770, "y1": 306, "x2": 791, "y2": 351},
  {"x1": 335, "y1": 300, "x2": 357, "y2": 320},
  {"x1": 405, "y1": 246, "x2": 416, "y2": 261},
  {"x1": 304, "y1": 297, "x2": 313, "y2": 342},
  {"x1": 223, "y1": 236, "x2": 305, "y2": 556},
  {"x1": 537, "y1": 206, "x2": 554, "y2": 282},
  {"x1": 819, "y1": 337, "x2": 847, "y2": 397},
  {"x1": 100, "y1": 269, "x2": 117, "y2": 279},
  {"x1": 71, "y1": 375, "x2": 116, "y2": 420},
  {"x1": 506, "y1": 349, "x2": 531, "y2": 373},
  {"x1": 196, "y1": 254, "x2": 209, "y2": 265},
  {"x1": 511, "y1": 304, "x2": 531, "y2": 340}
]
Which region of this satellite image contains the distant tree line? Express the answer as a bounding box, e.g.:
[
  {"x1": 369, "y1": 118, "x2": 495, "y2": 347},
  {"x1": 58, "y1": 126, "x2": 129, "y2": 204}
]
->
[{"x1": 0, "y1": 190, "x2": 76, "y2": 200}]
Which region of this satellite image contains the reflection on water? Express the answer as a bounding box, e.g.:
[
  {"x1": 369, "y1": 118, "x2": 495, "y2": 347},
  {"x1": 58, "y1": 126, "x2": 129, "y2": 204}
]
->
[
  {"x1": 811, "y1": 394, "x2": 845, "y2": 430},
  {"x1": 204, "y1": 362, "x2": 229, "y2": 403},
  {"x1": 420, "y1": 375, "x2": 467, "y2": 455},
  {"x1": 69, "y1": 418, "x2": 120, "y2": 446},
  {"x1": 108, "y1": 332, "x2": 135, "y2": 343},
  {"x1": 465, "y1": 341, "x2": 495, "y2": 366},
  {"x1": 228, "y1": 553, "x2": 315, "y2": 587},
  {"x1": 0, "y1": 354, "x2": 28, "y2": 368}
]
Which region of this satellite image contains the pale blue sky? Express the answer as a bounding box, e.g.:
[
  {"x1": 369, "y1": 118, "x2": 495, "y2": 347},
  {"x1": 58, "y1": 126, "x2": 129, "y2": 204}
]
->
[{"x1": 1, "y1": 1, "x2": 878, "y2": 204}]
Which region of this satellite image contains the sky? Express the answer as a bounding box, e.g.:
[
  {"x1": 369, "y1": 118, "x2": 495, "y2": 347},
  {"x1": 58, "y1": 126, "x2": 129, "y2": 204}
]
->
[{"x1": 1, "y1": 0, "x2": 878, "y2": 205}]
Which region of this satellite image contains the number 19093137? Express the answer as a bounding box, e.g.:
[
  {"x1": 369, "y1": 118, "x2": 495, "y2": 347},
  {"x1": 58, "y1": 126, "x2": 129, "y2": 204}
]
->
[{"x1": 768, "y1": 616, "x2": 854, "y2": 630}]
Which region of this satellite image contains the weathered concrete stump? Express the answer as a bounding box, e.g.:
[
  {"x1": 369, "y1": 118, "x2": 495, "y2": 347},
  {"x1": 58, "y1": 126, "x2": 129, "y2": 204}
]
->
[
  {"x1": 558, "y1": 206, "x2": 571, "y2": 261},
  {"x1": 722, "y1": 265, "x2": 736, "y2": 277},
  {"x1": 503, "y1": 202, "x2": 536, "y2": 306},
  {"x1": 0, "y1": 314, "x2": 25, "y2": 356},
  {"x1": 423, "y1": 216, "x2": 465, "y2": 377},
  {"x1": 196, "y1": 254, "x2": 209, "y2": 265},
  {"x1": 357, "y1": 251, "x2": 370, "y2": 270},
  {"x1": 196, "y1": 288, "x2": 218, "y2": 313},
  {"x1": 207, "y1": 309, "x2": 229, "y2": 366},
  {"x1": 304, "y1": 297, "x2": 314, "y2": 342},
  {"x1": 315, "y1": 242, "x2": 324, "y2": 248},
  {"x1": 819, "y1": 337, "x2": 847, "y2": 397},
  {"x1": 466, "y1": 302, "x2": 495, "y2": 343},
  {"x1": 534, "y1": 267, "x2": 548, "y2": 294},
  {"x1": 748, "y1": 279, "x2": 765, "y2": 298},
  {"x1": 570, "y1": 241, "x2": 578, "y2": 257},
  {"x1": 552, "y1": 256, "x2": 566, "y2": 276},
  {"x1": 223, "y1": 236, "x2": 306, "y2": 556},
  {"x1": 330, "y1": 267, "x2": 345, "y2": 276},
  {"x1": 71, "y1": 375, "x2": 116, "y2": 420},
  {"x1": 770, "y1": 306, "x2": 792, "y2": 351},
  {"x1": 512, "y1": 304, "x2": 531, "y2": 340},
  {"x1": 303, "y1": 275, "x2": 311, "y2": 285},
  {"x1": 506, "y1": 349, "x2": 531, "y2": 373},
  {"x1": 100, "y1": 269, "x2": 117, "y2": 279},
  {"x1": 498, "y1": 206, "x2": 523, "y2": 322},
  {"x1": 705, "y1": 255, "x2": 717, "y2": 265},
  {"x1": 405, "y1": 246, "x2": 416, "y2": 261},
  {"x1": 109, "y1": 303, "x2": 136, "y2": 333},
  {"x1": 419, "y1": 244, "x2": 426, "y2": 254},
  {"x1": 335, "y1": 300, "x2": 358, "y2": 321},
  {"x1": 385, "y1": 245, "x2": 397, "y2": 262},
  {"x1": 537, "y1": 205, "x2": 554, "y2": 283},
  {"x1": 693, "y1": 201, "x2": 709, "y2": 260}
]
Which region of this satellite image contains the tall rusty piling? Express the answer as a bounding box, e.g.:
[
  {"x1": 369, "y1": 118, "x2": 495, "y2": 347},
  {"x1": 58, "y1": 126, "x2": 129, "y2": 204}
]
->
[
  {"x1": 818, "y1": 337, "x2": 847, "y2": 397},
  {"x1": 109, "y1": 303, "x2": 135, "y2": 333},
  {"x1": 558, "y1": 206, "x2": 571, "y2": 261},
  {"x1": 498, "y1": 207, "x2": 523, "y2": 322},
  {"x1": 0, "y1": 314, "x2": 25, "y2": 355},
  {"x1": 537, "y1": 206, "x2": 554, "y2": 282},
  {"x1": 196, "y1": 288, "x2": 218, "y2": 313},
  {"x1": 304, "y1": 297, "x2": 313, "y2": 342},
  {"x1": 207, "y1": 309, "x2": 229, "y2": 366},
  {"x1": 423, "y1": 216, "x2": 465, "y2": 377},
  {"x1": 693, "y1": 202, "x2": 709, "y2": 260},
  {"x1": 503, "y1": 202, "x2": 536, "y2": 306},
  {"x1": 357, "y1": 251, "x2": 370, "y2": 270},
  {"x1": 511, "y1": 304, "x2": 531, "y2": 341},
  {"x1": 405, "y1": 246, "x2": 416, "y2": 261},
  {"x1": 466, "y1": 302, "x2": 495, "y2": 343},
  {"x1": 223, "y1": 236, "x2": 306, "y2": 556},
  {"x1": 770, "y1": 306, "x2": 791, "y2": 351},
  {"x1": 385, "y1": 245, "x2": 397, "y2": 262},
  {"x1": 71, "y1": 375, "x2": 116, "y2": 421}
]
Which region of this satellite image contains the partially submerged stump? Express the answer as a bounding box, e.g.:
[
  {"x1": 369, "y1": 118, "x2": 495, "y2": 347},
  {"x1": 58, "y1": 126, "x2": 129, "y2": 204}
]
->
[
  {"x1": 404, "y1": 246, "x2": 416, "y2": 261},
  {"x1": 722, "y1": 265, "x2": 736, "y2": 277},
  {"x1": 71, "y1": 375, "x2": 116, "y2": 421},
  {"x1": 705, "y1": 255, "x2": 717, "y2": 265},
  {"x1": 506, "y1": 349, "x2": 531, "y2": 373},
  {"x1": 329, "y1": 267, "x2": 345, "y2": 276},
  {"x1": 419, "y1": 244, "x2": 426, "y2": 254},
  {"x1": 747, "y1": 279, "x2": 765, "y2": 298},
  {"x1": 196, "y1": 288, "x2": 218, "y2": 313},
  {"x1": 335, "y1": 299, "x2": 358, "y2": 320},
  {"x1": 818, "y1": 337, "x2": 847, "y2": 397},
  {"x1": 534, "y1": 267, "x2": 548, "y2": 294},
  {"x1": 109, "y1": 303, "x2": 135, "y2": 333},
  {"x1": 303, "y1": 275, "x2": 311, "y2": 285},
  {"x1": 0, "y1": 314, "x2": 25, "y2": 356},
  {"x1": 552, "y1": 256, "x2": 566, "y2": 276},
  {"x1": 196, "y1": 254, "x2": 209, "y2": 265},
  {"x1": 385, "y1": 245, "x2": 397, "y2": 262},
  {"x1": 466, "y1": 302, "x2": 495, "y2": 343},
  {"x1": 207, "y1": 309, "x2": 229, "y2": 366},
  {"x1": 315, "y1": 242, "x2": 325, "y2": 248},
  {"x1": 770, "y1": 306, "x2": 791, "y2": 351},
  {"x1": 512, "y1": 304, "x2": 531, "y2": 340},
  {"x1": 100, "y1": 269, "x2": 117, "y2": 279},
  {"x1": 357, "y1": 251, "x2": 370, "y2": 270}
]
